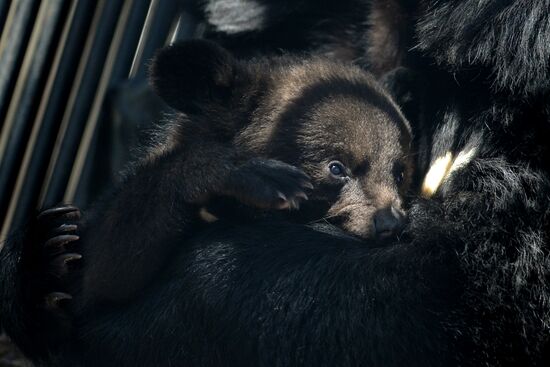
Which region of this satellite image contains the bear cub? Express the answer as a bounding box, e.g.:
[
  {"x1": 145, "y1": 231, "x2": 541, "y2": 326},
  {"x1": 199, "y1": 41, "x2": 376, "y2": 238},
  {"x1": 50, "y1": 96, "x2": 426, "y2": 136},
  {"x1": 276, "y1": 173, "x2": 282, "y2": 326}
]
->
[
  {"x1": 0, "y1": 40, "x2": 414, "y2": 360},
  {"x1": 35, "y1": 40, "x2": 414, "y2": 312},
  {"x1": 148, "y1": 39, "x2": 414, "y2": 237}
]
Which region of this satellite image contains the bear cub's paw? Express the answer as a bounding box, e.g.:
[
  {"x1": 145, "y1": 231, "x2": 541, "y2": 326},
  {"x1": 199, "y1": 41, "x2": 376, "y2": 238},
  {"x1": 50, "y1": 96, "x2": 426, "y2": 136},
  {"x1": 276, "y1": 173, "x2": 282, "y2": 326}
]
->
[{"x1": 224, "y1": 158, "x2": 313, "y2": 210}]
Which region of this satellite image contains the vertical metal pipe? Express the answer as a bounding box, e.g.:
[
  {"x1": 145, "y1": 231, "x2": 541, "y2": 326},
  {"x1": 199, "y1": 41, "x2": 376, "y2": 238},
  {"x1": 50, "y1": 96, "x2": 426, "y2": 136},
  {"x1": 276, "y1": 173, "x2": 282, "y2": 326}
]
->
[
  {"x1": 129, "y1": 0, "x2": 182, "y2": 81},
  {"x1": 0, "y1": 0, "x2": 66, "y2": 223},
  {"x1": 0, "y1": 0, "x2": 12, "y2": 32},
  {"x1": 38, "y1": 0, "x2": 124, "y2": 208},
  {"x1": 1, "y1": 0, "x2": 95, "y2": 241},
  {"x1": 0, "y1": 0, "x2": 37, "y2": 129}
]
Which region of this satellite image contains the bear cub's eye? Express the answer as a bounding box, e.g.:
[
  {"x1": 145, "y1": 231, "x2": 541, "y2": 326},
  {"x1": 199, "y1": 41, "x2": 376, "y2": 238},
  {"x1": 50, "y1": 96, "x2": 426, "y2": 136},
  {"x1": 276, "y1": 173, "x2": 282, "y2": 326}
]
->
[
  {"x1": 393, "y1": 163, "x2": 405, "y2": 185},
  {"x1": 329, "y1": 161, "x2": 347, "y2": 178}
]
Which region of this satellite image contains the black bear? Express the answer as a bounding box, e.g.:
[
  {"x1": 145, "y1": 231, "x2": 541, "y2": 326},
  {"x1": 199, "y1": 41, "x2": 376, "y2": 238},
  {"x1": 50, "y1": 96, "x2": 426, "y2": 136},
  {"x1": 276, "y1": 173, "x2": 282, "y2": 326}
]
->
[
  {"x1": 1, "y1": 0, "x2": 550, "y2": 366},
  {"x1": 73, "y1": 40, "x2": 413, "y2": 308},
  {"x1": 87, "y1": 39, "x2": 413, "y2": 307}
]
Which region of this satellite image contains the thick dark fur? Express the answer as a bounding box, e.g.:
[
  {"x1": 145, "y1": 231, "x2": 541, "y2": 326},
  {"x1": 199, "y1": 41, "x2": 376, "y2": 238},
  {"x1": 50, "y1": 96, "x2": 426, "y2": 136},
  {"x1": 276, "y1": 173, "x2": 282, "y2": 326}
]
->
[{"x1": 2, "y1": 0, "x2": 550, "y2": 366}]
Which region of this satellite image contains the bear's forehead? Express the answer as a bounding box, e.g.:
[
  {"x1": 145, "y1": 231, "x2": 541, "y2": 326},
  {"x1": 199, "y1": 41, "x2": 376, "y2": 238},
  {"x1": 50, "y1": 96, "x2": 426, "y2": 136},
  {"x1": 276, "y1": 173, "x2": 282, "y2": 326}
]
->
[
  {"x1": 304, "y1": 96, "x2": 405, "y2": 147},
  {"x1": 268, "y1": 64, "x2": 408, "y2": 131},
  {"x1": 266, "y1": 59, "x2": 374, "y2": 101}
]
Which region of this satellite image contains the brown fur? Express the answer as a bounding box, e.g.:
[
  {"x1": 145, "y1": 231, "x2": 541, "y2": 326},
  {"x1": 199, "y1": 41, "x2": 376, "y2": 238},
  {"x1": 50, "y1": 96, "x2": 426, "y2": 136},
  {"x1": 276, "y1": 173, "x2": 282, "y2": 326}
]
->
[{"x1": 152, "y1": 43, "x2": 414, "y2": 238}]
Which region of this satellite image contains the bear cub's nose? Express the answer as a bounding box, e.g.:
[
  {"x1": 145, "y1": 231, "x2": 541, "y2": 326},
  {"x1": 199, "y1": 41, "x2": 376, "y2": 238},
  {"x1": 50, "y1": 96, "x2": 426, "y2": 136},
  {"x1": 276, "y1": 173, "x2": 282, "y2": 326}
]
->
[{"x1": 373, "y1": 206, "x2": 405, "y2": 238}]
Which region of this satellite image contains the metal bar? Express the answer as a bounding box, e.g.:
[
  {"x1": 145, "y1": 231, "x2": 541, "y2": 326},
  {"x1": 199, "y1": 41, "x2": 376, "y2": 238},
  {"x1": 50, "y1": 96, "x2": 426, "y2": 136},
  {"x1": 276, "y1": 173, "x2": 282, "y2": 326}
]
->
[
  {"x1": 65, "y1": 0, "x2": 151, "y2": 204},
  {"x1": 0, "y1": 0, "x2": 12, "y2": 32},
  {"x1": 167, "y1": 13, "x2": 182, "y2": 45},
  {"x1": 39, "y1": 0, "x2": 124, "y2": 208},
  {"x1": 0, "y1": 0, "x2": 37, "y2": 129},
  {"x1": 174, "y1": 10, "x2": 201, "y2": 42},
  {"x1": 130, "y1": 0, "x2": 181, "y2": 81},
  {"x1": 128, "y1": 0, "x2": 158, "y2": 79},
  {"x1": 0, "y1": 0, "x2": 95, "y2": 241},
  {"x1": 0, "y1": 0, "x2": 66, "y2": 224}
]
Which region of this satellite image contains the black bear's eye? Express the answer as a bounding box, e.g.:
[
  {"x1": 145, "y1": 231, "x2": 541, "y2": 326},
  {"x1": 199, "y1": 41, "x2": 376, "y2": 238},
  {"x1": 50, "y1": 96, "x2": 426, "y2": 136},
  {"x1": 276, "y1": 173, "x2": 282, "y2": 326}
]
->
[
  {"x1": 393, "y1": 163, "x2": 405, "y2": 186},
  {"x1": 395, "y1": 171, "x2": 404, "y2": 185},
  {"x1": 329, "y1": 161, "x2": 347, "y2": 178}
]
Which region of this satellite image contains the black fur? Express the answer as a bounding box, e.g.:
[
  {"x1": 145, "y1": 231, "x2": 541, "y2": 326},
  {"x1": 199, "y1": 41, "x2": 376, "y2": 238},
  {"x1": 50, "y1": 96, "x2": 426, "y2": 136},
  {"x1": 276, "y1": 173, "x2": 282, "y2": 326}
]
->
[
  {"x1": 2, "y1": 1, "x2": 550, "y2": 365},
  {"x1": 414, "y1": 0, "x2": 550, "y2": 96}
]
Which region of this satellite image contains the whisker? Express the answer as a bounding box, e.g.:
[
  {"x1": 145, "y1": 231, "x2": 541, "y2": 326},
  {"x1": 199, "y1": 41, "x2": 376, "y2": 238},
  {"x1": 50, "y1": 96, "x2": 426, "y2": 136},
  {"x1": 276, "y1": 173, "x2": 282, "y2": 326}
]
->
[{"x1": 307, "y1": 214, "x2": 340, "y2": 225}]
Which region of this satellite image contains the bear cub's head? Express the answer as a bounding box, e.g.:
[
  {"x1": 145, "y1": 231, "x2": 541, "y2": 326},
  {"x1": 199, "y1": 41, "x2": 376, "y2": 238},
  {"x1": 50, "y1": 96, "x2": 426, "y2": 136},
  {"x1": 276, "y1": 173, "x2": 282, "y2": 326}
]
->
[{"x1": 150, "y1": 40, "x2": 413, "y2": 240}]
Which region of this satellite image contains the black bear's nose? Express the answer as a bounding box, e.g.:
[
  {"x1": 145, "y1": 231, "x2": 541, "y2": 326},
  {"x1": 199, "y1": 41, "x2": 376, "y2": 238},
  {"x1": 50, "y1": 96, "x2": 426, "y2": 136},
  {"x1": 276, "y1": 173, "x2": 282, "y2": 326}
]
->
[{"x1": 373, "y1": 206, "x2": 405, "y2": 238}]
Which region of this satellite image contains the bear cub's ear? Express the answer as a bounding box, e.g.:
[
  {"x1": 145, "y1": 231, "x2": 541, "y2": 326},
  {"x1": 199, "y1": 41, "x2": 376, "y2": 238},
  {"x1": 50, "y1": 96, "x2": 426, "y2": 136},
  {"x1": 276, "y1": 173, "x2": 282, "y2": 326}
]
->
[{"x1": 149, "y1": 40, "x2": 236, "y2": 113}]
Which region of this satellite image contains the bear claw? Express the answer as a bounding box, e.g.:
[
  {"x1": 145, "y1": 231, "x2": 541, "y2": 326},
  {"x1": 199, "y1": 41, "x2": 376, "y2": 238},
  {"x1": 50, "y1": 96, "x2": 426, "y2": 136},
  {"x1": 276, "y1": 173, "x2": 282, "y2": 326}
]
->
[
  {"x1": 37, "y1": 205, "x2": 81, "y2": 221},
  {"x1": 56, "y1": 253, "x2": 83, "y2": 264},
  {"x1": 45, "y1": 235, "x2": 80, "y2": 248},
  {"x1": 53, "y1": 224, "x2": 78, "y2": 234}
]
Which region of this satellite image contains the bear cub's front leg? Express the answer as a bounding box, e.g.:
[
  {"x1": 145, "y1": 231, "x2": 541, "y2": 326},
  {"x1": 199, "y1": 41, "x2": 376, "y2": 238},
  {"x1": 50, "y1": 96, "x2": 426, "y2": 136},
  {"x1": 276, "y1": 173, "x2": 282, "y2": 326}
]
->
[
  {"x1": 221, "y1": 157, "x2": 312, "y2": 210},
  {"x1": 174, "y1": 142, "x2": 312, "y2": 212}
]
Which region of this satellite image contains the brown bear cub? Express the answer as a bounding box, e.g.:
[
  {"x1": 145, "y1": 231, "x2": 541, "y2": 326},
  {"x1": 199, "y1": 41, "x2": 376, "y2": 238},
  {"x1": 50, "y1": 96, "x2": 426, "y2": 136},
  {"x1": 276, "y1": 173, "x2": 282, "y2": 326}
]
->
[
  {"x1": 39, "y1": 40, "x2": 413, "y2": 310},
  {"x1": 148, "y1": 40, "x2": 413, "y2": 237}
]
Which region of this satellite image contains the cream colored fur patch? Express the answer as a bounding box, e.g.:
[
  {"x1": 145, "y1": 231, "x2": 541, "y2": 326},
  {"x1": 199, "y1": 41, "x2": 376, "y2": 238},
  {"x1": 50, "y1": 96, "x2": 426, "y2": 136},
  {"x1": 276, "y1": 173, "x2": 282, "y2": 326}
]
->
[
  {"x1": 199, "y1": 207, "x2": 219, "y2": 223},
  {"x1": 421, "y1": 152, "x2": 453, "y2": 197},
  {"x1": 421, "y1": 147, "x2": 477, "y2": 197},
  {"x1": 448, "y1": 147, "x2": 477, "y2": 175}
]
